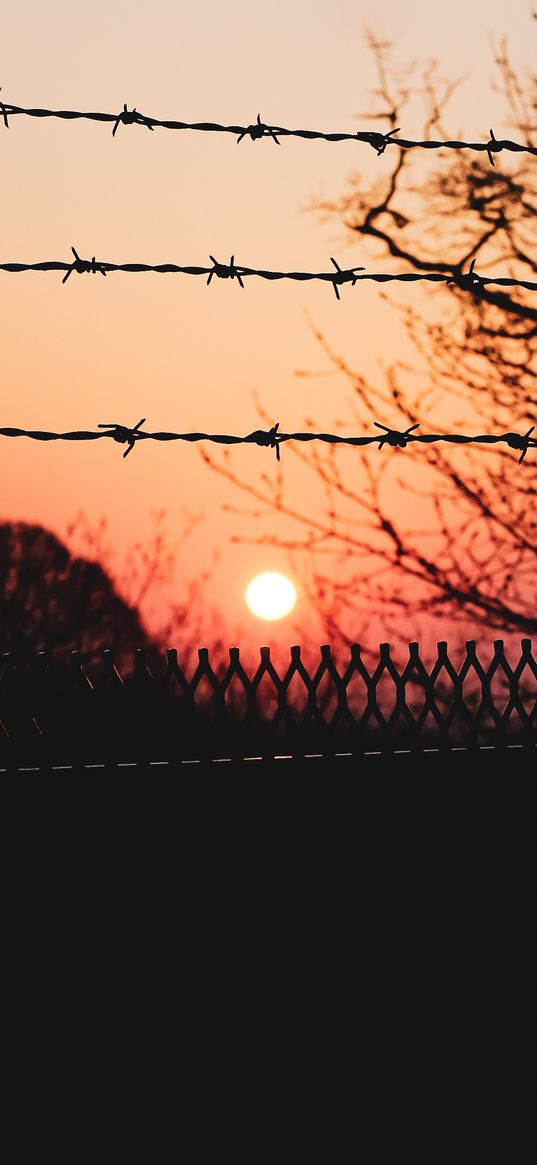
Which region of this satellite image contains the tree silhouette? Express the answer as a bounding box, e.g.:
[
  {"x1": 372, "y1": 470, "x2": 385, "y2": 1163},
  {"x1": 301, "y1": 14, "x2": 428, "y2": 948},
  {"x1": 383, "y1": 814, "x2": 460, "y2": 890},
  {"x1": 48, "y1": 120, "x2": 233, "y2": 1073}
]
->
[
  {"x1": 63, "y1": 507, "x2": 224, "y2": 672},
  {"x1": 201, "y1": 24, "x2": 537, "y2": 648},
  {"x1": 0, "y1": 520, "x2": 157, "y2": 671}
]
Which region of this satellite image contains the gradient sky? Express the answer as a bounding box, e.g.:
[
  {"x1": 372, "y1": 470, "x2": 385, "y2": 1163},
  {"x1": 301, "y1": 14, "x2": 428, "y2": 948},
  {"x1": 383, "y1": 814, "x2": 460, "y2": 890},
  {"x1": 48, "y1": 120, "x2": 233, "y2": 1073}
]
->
[{"x1": 1, "y1": 0, "x2": 532, "y2": 648}]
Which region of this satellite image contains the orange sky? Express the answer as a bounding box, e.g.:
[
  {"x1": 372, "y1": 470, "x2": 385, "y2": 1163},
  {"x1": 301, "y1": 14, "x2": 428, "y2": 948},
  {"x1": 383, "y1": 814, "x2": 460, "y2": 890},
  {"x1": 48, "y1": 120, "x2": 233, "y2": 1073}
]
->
[{"x1": 1, "y1": 0, "x2": 532, "y2": 650}]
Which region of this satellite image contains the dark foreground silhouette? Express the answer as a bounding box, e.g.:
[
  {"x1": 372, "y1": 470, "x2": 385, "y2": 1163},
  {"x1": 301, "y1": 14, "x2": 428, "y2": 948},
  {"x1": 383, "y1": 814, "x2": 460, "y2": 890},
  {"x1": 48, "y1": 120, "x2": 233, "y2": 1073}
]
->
[{"x1": 1, "y1": 642, "x2": 535, "y2": 771}]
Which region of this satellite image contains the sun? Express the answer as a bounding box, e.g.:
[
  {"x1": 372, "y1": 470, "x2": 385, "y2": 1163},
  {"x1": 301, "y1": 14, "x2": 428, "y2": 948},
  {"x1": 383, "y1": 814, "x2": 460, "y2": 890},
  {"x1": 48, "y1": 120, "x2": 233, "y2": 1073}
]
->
[{"x1": 245, "y1": 572, "x2": 297, "y2": 621}]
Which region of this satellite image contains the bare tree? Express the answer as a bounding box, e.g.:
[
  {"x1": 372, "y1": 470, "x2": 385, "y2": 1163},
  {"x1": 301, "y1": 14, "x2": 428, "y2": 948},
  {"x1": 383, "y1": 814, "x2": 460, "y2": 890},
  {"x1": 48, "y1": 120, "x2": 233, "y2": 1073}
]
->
[{"x1": 201, "y1": 23, "x2": 537, "y2": 650}]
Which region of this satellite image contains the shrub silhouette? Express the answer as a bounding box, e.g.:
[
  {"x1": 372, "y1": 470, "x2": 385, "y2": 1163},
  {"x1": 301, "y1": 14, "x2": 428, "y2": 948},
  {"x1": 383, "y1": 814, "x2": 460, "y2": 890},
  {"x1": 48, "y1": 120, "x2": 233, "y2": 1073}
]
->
[{"x1": 0, "y1": 520, "x2": 158, "y2": 672}]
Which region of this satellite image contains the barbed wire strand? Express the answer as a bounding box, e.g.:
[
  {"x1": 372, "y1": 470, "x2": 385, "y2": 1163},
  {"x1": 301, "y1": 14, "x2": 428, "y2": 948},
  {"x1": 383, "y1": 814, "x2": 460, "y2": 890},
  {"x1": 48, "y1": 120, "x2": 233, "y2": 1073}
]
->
[
  {"x1": 0, "y1": 100, "x2": 536, "y2": 163},
  {"x1": 1, "y1": 420, "x2": 534, "y2": 463},
  {"x1": 1, "y1": 251, "x2": 536, "y2": 296}
]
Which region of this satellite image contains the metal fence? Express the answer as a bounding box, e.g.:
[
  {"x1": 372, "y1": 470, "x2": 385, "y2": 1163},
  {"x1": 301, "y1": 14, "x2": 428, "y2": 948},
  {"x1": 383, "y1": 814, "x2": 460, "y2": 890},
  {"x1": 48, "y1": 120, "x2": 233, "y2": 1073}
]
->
[{"x1": 1, "y1": 640, "x2": 536, "y2": 767}]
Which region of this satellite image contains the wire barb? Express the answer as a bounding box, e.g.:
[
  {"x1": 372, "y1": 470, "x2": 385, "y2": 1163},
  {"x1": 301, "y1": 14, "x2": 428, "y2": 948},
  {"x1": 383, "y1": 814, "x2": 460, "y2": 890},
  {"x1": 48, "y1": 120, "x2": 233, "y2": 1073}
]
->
[
  {"x1": 367, "y1": 127, "x2": 401, "y2": 156},
  {"x1": 447, "y1": 258, "x2": 483, "y2": 291},
  {"x1": 112, "y1": 104, "x2": 154, "y2": 138},
  {"x1": 505, "y1": 426, "x2": 536, "y2": 464},
  {"x1": 486, "y1": 127, "x2": 502, "y2": 166},
  {"x1": 330, "y1": 257, "x2": 366, "y2": 300},
  {"x1": 236, "y1": 113, "x2": 280, "y2": 145},
  {"x1": 247, "y1": 423, "x2": 282, "y2": 460},
  {"x1": 97, "y1": 418, "x2": 146, "y2": 457},
  {"x1": 62, "y1": 246, "x2": 107, "y2": 284},
  {"x1": 206, "y1": 254, "x2": 244, "y2": 288},
  {"x1": 374, "y1": 422, "x2": 420, "y2": 449}
]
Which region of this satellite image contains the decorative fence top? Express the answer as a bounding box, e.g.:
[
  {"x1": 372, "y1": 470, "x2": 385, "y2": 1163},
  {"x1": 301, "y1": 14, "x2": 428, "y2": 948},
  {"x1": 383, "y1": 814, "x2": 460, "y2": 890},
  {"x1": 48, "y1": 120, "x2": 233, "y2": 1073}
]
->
[{"x1": 1, "y1": 640, "x2": 535, "y2": 765}]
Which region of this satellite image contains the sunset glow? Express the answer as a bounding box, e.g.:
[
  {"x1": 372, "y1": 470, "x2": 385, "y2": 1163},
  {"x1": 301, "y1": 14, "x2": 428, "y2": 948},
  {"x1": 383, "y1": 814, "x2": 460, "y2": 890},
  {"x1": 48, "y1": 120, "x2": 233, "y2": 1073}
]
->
[
  {"x1": 245, "y1": 573, "x2": 297, "y2": 621},
  {"x1": 1, "y1": 0, "x2": 533, "y2": 654}
]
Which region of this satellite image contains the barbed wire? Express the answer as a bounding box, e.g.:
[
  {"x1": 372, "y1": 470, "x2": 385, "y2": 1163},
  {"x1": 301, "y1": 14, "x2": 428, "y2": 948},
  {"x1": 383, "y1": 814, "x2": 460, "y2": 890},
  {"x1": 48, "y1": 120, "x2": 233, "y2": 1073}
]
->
[
  {"x1": 0, "y1": 98, "x2": 536, "y2": 163},
  {"x1": 1, "y1": 419, "x2": 535, "y2": 463},
  {"x1": 1, "y1": 250, "x2": 536, "y2": 297}
]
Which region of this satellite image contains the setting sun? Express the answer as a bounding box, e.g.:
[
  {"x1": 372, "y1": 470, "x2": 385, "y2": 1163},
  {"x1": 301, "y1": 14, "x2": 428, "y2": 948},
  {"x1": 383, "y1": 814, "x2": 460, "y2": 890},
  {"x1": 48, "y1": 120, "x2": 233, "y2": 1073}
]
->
[{"x1": 245, "y1": 573, "x2": 297, "y2": 621}]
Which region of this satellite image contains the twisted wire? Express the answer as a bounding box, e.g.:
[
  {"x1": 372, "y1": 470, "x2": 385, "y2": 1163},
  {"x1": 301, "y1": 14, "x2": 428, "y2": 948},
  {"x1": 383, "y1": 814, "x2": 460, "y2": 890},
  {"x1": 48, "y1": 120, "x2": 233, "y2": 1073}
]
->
[
  {"x1": 0, "y1": 100, "x2": 535, "y2": 163},
  {"x1": 1, "y1": 250, "x2": 536, "y2": 296},
  {"x1": 1, "y1": 419, "x2": 534, "y2": 463}
]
